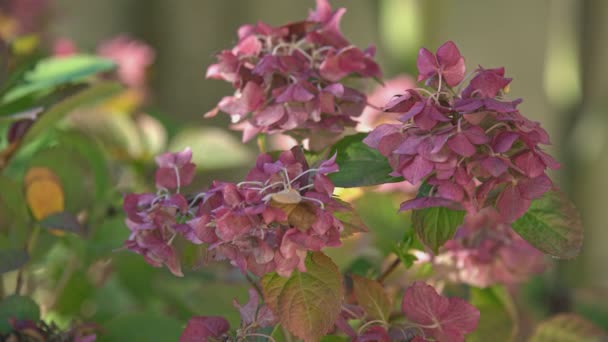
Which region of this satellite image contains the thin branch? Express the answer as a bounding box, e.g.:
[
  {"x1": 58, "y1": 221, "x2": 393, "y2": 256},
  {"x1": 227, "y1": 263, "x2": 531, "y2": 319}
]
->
[{"x1": 376, "y1": 257, "x2": 401, "y2": 284}]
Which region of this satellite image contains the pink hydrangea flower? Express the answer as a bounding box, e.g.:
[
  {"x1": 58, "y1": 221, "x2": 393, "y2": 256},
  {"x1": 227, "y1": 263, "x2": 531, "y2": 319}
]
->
[
  {"x1": 439, "y1": 208, "x2": 546, "y2": 287},
  {"x1": 357, "y1": 75, "x2": 415, "y2": 132},
  {"x1": 97, "y1": 35, "x2": 155, "y2": 88},
  {"x1": 122, "y1": 148, "x2": 199, "y2": 277},
  {"x1": 364, "y1": 41, "x2": 558, "y2": 223},
  {"x1": 206, "y1": 0, "x2": 381, "y2": 144},
  {"x1": 192, "y1": 147, "x2": 347, "y2": 277},
  {"x1": 179, "y1": 316, "x2": 230, "y2": 342},
  {"x1": 0, "y1": 0, "x2": 49, "y2": 38}
]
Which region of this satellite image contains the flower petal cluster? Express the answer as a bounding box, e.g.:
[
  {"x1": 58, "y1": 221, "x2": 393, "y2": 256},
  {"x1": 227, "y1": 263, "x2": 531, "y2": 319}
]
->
[
  {"x1": 438, "y1": 208, "x2": 545, "y2": 287},
  {"x1": 122, "y1": 148, "x2": 200, "y2": 277},
  {"x1": 193, "y1": 147, "x2": 346, "y2": 277},
  {"x1": 364, "y1": 41, "x2": 558, "y2": 223},
  {"x1": 206, "y1": 0, "x2": 381, "y2": 143}
]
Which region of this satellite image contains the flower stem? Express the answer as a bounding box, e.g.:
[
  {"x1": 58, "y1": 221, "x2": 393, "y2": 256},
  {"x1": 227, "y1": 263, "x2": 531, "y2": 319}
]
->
[
  {"x1": 257, "y1": 134, "x2": 267, "y2": 153},
  {"x1": 376, "y1": 257, "x2": 401, "y2": 284}
]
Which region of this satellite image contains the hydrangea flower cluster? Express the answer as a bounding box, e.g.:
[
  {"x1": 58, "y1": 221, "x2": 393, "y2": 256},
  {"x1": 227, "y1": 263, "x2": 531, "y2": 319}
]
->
[
  {"x1": 364, "y1": 41, "x2": 559, "y2": 223},
  {"x1": 205, "y1": 0, "x2": 381, "y2": 143},
  {"x1": 122, "y1": 148, "x2": 198, "y2": 277},
  {"x1": 193, "y1": 147, "x2": 346, "y2": 277},
  {"x1": 436, "y1": 207, "x2": 545, "y2": 287},
  {"x1": 123, "y1": 146, "x2": 348, "y2": 278}
]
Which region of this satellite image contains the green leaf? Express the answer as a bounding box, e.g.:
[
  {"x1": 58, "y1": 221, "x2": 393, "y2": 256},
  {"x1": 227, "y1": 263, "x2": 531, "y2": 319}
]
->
[
  {"x1": 98, "y1": 312, "x2": 183, "y2": 342},
  {"x1": 411, "y1": 206, "x2": 465, "y2": 254},
  {"x1": 351, "y1": 275, "x2": 392, "y2": 322},
  {"x1": 56, "y1": 130, "x2": 110, "y2": 202},
  {"x1": 261, "y1": 252, "x2": 343, "y2": 342},
  {"x1": 329, "y1": 133, "x2": 403, "y2": 187},
  {"x1": 512, "y1": 190, "x2": 583, "y2": 259},
  {"x1": 0, "y1": 295, "x2": 40, "y2": 333},
  {"x1": 468, "y1": 286, "x2": 518, "y2": 342},
  {"x1": 0, "y1": 248, "x2": 28, "y2": 274},
  {"x1": 21, "y1": 81, "x2": 122, "y2": 146},
  {"x1": 39, "y1": 211, "x2": 83, "y2": 234},
  {"x1": 2, "y1": 55, "x2": 115, "y2": 102},
  {"x1": 529, "y1": 314, "x2": 607, "y2": 342}
]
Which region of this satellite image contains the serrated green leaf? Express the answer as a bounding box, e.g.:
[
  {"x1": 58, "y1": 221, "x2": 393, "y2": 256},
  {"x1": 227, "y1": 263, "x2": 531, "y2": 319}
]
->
[
  {"x1": 512, "y1": 190, "x2": 583, "y2": 259},
  {"x1": 21, "y1": 81, "x2": 122, "y2": 146},
  {"x1": 412, "y1": 206, "x2": 465, "y2": 254},
  {"x1": 0, "y1": 295, "x2": 40, "y2": 333},
  {"x1": 329, "y1": 133, "x2": 403, "y2": 187},
  {"x1": 529, "y1": 313, "x2": 607, "y2": 342},
  {"x1": 468, "y1": 286, "x2": 518, "y2": 342},
  {"x1": 261, "y1": 252, "x2": 343, "y2": 342},
  {"x1": 351, "y1": 275, "x2": 392, "y2": 322},
  {"x1": 2, "y1": 55, "x2": 115, "y2": 102}
]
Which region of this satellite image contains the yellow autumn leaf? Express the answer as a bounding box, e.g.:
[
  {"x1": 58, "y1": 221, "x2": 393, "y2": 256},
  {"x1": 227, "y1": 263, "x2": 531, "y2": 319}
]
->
[{"x1": 25, "y1": 167, "x2": 65, "y2": 236}]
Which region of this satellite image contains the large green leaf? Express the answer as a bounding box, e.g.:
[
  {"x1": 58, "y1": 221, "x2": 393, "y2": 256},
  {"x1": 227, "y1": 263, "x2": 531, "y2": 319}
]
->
[
  {"x1": 351, "y1": 275, "x2": 392, "y2": 322},
  {"x1": 0, "y1": 295, "x2": 40, "y2": 333},
  {"x1": 529, "y1": 313, "x2": 606, "y2": 342},
  {"x1": 468, "y1": 286, "x2": 518, "y2": 342},
  {"x1": 512, "y1": 190, "x2": 583, "y2": 259},
  {"x1": 98, "y1": 312, "x2": 182, "y2": 342},
  {"x1": 0, "y1": 248, "x2": 28, "y2": 274},
  {"x1": 329, "y1": 133, "x2": 403, "y2": 187},
  {"x1": 261, "y1": 252, "x2": 343, "y2": 342},
  {"x1": 0, "y1": 175, "x2": 30, "y2": 273},
  {"x1": 20, "y1": 81, "x2": 121, "y2": 146},
  {"x1": 2, "y1": 55, "x2": 115, "y2": 102},
  {"x1": 411, "y1": 206, "x2": 465, "y2": 254}
]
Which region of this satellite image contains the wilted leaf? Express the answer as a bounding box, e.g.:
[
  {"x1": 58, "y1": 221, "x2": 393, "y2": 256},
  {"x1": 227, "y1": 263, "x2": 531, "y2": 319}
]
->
[
  {"x1": 3, "y1": 55, "x2": 115, "y2": 102},
  {"x1": 25, "y1": 167, "x2": 64, "y2": 220},
  {"x1": 0, "y1": 295, "x2": 40, "y2": 333},
  {"x1": 39, "y1": 211, "x2": 83, "y2": 234},
  {"x1": 333, "y1": 200, "x2": 369, "y2": 238},
  {"x1": 512, "y1": 190, "x2": 583, "y2": 259},
  {"x1": 329, "y1": 133, "x2": 403, "y2": 187},
  {"x1": 411, "y1": 206, "x2": 465, "y2": 254},
  {"x1": 468, "y1": 286, "x2": 518, "y2": 342},
  {"x1": 351, "y1": 275, "x2": 392, "y2": 322},
  {"x1": 529, "y1": 313, "x2": 606, "y2": 342},
  {"x1": 262, "y1": 252, "x2": 343, "y2": 342}
]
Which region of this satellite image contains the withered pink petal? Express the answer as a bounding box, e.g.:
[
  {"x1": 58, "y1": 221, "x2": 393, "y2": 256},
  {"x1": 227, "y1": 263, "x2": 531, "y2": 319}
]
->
[
  {"x1": 481, "y1": 157, "x2": 508, "y2": 177},
  {"x1": 517, "y1": 174, "x2": 552, "y2": 200},
  {"x1": 448, "y1": 134, "x2": 477, "y2": 157},
  {"x1": 496, "y1": 185, "x2": 530, "y2": 223}
]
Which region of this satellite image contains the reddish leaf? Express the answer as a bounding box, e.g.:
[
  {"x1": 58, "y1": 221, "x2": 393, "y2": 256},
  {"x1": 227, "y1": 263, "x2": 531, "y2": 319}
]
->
[
  {"x1": 401, "y1": 282, "x2": 479, "y2": 342},
  {"x1": 179, "y1": 316, "x2": 229, "y2": 342}
]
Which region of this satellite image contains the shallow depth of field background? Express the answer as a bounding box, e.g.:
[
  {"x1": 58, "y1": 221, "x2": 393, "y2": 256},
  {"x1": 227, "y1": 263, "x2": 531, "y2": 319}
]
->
[{"x1": 43, "y1": 0, "x2": 608, "y2": 335}]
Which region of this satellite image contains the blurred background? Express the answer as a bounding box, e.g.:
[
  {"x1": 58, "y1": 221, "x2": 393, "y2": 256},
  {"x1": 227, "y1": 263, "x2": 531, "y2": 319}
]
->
[{"x1": 1, "y1": 0, "x2": 607, "y2": 340}]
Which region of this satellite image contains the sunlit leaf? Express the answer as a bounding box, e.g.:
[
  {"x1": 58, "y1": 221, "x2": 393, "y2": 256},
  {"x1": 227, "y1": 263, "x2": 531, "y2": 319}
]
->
[
  {"x1": 529, "y1": 313, "x2": 606, "y2": 342},
  {"x1": 512, "y1": 190, "x2": 583, "y2": 259},
  {"x1": 411, "y1": 206, "x2": 465, "y2": 254},
  {"x1": 262, "y1": 252, "x2": 343, "y2": 341},
  {"x1": 329, "y1": 133, "x2": 403, "y2": 187},
  {"x1": 351, "y1": 275, "x2": 392, "y2": 322},
  {"x1": 21, "y1": 81, "x2": 122, "y2": 146},
  {"x1": 3, "y1": 55, "x2": 115, "y2": 102},
  {"x1": 169, "y1": 127, "x2": 252, "y2": 170}
]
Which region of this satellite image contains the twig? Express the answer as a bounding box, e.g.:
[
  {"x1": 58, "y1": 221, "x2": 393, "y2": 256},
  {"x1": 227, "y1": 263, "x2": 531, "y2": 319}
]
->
[{"x1": 376, "y1": 257, "x2": 401, "y2": 284}]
